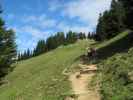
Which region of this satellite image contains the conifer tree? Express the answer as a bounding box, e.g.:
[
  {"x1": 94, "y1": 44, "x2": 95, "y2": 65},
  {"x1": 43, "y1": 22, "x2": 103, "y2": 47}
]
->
[
  {"x1": 96, "y1": 0, "x2": 126, "y2": 41},
  {"x1": 87, "y1": 32, "x2": 91, "y2": 39},
  {"x1": 118, "y1": 0, "x2": 133, "y2": 29},
  {"x1": 78, "y1": 32, "x2": 86, "y2": 40},
  {"x1": 34, "y1": 40, "x2": 46, "y2": 56},
  {"x1": 0, "y1": 11, "x2": 16, "y2": 77},
  {"x1": 66, "y1": 31, "x2": 77, "y2": 44}
]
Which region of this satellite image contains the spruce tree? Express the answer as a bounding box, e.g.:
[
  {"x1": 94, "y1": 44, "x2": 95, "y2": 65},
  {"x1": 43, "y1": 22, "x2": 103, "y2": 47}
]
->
[
  {"x1": 66, "y1": 31, "x2": 77, "y2": 44},
  {"x1": 26, "y1": 49, "x2": 31, "y2": 58},
  {"x1": 34, "y1": 40, "x2": 46, "y2": 56},
  {"x1": 0, "y1": 12, "x2": 16, "y2": 77},
  {"x1": 96, "y1": 0, "x2": 126, "y2": 41},
  {"x1": 96, "y1": 13, "x2": 106, "y2": 40},
  {"x1": 46, "y1": 36, "x2": 56, "y2": 50},
  {"x1": 119, "y1": 0, "x2": 133, "y2": 29},
  {"x1": 87, "y1": 32, "x2": 91, "y2": 39},
  {"x1": 78, "y1": 32, "x2": 86, "y2": 40}
]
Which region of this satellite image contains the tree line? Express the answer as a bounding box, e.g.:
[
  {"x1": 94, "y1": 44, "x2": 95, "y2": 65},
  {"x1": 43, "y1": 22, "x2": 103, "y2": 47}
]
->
[
  {"x1": 18, "y1": 31, "x2": 95, "y2": 60},
  {"x1": 95, "y1": 0, "x2": 133, "y2": 41}
]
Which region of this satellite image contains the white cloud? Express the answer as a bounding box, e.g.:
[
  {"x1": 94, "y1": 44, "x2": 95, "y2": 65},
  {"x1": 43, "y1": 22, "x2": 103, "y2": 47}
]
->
[
  {"x1": 13, "y1": 0, "x2": 112, "y2": 52},
  {"x1": 40, "y1": 19, "x2": 57, "y2": 28},
  {"x1": 48, "y1": 0, "x2": 66, "y2": 12},
  {"x1": 48, "y1": 1, "x2": 62, "y2": 11},
  {"x1": 71, "y1": 26, "x2": 93, "y2": 34},
  {"x1": 57, "y1": 22, "x2": 70, "y2": 32},
  {"x1": 13, "y1": 25, "x2": 53, "y2": 39},
  {"x1": 23, "y1": 14, "x2": 57, "y2": 28},
  {"x1": 13, "y1": 25, "x2": 54, "y2": 52},
  {"x1": 23, "y1": 14, "x2": 46, "y2": 22},
  {"x1": 57, "y1": 22, "x2": 93, "y2": 34},
  {"x1": 48, "y1": 0, "x2": 112, "y2": 34},
  {"x1": 19, "y1": 0, "x2": 111, "y2": 36},
  {"x1": 62, "y1": 0, "x2": 111, "y2": 27},
  {"x1": 16, "y1": 37, "x2": 37, "y2": 53},
  {"x1": 21, "y1": 26, "x2": 46, "y2": 39},
  {"x1": 23, "y1": 15, "x2": 37, "y2": 22}
]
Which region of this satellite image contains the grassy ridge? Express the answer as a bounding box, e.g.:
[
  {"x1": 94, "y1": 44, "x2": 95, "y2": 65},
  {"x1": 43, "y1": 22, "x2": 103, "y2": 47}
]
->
[
  {"x1": 98, "y1": 48, "x2": 133, "y2": 100},
  {"x1": 95, "y1": 31, "x2": 133, "y2": 60},
  {"x1": 93, "y1": 31, "x2": 133, "y2": 100},
  {"x1": 0, "y1": 40, "x2": 93, "y2": 100}
]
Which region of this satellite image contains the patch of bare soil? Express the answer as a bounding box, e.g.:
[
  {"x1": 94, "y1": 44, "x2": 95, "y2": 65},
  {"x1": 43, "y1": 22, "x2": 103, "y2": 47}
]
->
[{"x1": 67, "y1": 65, "x2": 100, "y2": 100}]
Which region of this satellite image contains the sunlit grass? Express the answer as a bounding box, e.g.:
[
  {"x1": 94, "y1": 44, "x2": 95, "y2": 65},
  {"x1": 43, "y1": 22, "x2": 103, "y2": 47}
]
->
[{"x1": 0, "y1": 40, "x2": 94, "y2": 100}]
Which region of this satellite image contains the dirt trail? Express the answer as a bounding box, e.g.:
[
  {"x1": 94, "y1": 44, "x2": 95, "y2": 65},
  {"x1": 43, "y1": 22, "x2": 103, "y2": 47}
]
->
[{"x1": 67, "y1": 65, "x2": 100, "y2": 100}]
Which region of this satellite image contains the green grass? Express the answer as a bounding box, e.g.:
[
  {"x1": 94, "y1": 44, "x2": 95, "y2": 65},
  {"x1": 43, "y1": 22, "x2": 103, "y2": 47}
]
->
[
  {"x1": 92, "y1": 31, "x2": 133, "y2": 100},
  {"x1": 98, "y1": 48, "x2": 133, "y2": 100},
  {"x1": 0, "y1": 40, "x2": 94, "y2": 100}
]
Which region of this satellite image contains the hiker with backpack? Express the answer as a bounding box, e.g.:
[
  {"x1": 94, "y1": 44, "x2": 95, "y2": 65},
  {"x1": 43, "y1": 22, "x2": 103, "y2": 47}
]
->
[{"x1": 87, "y1": 47, "x2": 97, "y2": 62}]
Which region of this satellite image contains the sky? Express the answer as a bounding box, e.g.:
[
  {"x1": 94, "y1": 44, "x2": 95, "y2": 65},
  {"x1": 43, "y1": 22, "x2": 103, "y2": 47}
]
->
[{"x1": 1, "y1": 0, "x2": 111, "y2": 52}]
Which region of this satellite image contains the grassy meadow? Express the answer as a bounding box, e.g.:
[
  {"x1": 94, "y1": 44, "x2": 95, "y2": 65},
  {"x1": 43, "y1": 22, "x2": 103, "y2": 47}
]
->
[{"x1": 0, "y1": 40, "x2": 94, "y2": 100}]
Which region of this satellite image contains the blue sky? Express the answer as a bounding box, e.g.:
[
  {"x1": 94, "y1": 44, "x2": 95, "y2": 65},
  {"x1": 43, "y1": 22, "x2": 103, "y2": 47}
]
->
[{"x1": 1, "y1": 0, "x2": 111, "y2": 52}]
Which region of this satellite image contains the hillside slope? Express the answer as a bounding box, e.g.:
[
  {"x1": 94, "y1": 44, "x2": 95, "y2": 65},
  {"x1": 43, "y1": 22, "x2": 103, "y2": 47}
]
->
[
  {"x1": 0, "y1": 31, "x2": 132, "y2": 100},
  {"x1": 94, "y1": 31, "x2": 133, "y2": 60},
  {"x1": 0, "y1": 40, "x2": 94, "y2": 100},
  {"x1": 93, "y1": 31, "x2": 133, "y2": 100},
  {"x1": 98, "y1": 47, "x2": 133, "y2": 100}
]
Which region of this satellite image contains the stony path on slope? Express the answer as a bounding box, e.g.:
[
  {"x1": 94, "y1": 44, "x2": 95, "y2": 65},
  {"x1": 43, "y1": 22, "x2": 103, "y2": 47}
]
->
[{"x1": 66, "y1": 64, "x2": 100, "y2": 100}]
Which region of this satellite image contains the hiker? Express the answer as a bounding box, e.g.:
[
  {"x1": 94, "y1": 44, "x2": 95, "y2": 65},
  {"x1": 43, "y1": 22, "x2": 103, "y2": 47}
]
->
[
  {"x1": 91, "y1": 48, "x2": 96, "y2": 58},
  {"x1": 87, "y1": 47, "x2": 97, "y2": 59}
]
